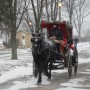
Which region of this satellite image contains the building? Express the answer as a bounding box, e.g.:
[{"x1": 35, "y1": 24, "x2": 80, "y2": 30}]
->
[
  {"x1": 0, "y1": 25, "x2": 32, "y2": 49},
  {"x1": 16, "y1": 29, "x2": 32, "y2": 48}
]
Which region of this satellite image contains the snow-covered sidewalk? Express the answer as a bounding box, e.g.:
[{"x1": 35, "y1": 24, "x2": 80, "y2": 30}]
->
[
  {"x1": 0, "y1": 48, "x2": 51, "y2": 90},
  {"x1": 0, "y1": 48, "x2": 32, "y2": 74},
  {"x1": 0, "y1": 42, "x2": 90, "y2": 90}
]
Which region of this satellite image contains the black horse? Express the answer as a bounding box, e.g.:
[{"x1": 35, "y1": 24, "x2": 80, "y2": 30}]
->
[{"x1": 31, "y1": 32, "x2": 54, "y2": 84}]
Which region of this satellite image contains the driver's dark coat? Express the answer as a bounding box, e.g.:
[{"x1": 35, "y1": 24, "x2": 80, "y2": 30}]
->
[
  {"x1": 49, "y1": 27, "x2": 63, "y2": 40},
  {"x1": 49, "y1": 27, "x2": 63, "y2": 59}
]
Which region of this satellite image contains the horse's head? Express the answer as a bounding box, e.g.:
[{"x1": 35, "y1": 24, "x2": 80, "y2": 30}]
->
[{"x1": 31, "y1": 33, "x2": 43, "y2": 54}]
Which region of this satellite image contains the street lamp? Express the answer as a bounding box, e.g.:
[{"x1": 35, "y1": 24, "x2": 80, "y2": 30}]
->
[
  {"x1": 29, "y1": 22, "x2": 32, "y2": 26},
  {"x1": 58, "y1": 1, "x2": 62, "y2": 22},
  {"x1": 29, "y1": 21, "x2": 33, "y2": 33}
]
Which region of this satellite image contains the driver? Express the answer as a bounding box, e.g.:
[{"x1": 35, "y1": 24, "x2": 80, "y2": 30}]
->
[{"x1": 49, "y1": 25, "x2": 65, "y2": 59}]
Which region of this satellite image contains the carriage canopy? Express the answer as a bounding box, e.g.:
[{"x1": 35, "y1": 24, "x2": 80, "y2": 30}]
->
[
  {"x1": 41, "y1": 20, "x2": 73, "y2": 40},
  {"x1": 41, "y1": 20, "x2": 74, "y2": 50}
]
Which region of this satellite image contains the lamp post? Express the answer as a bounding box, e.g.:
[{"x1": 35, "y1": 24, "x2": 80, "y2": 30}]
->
[
  {"x1": 58, "y1": 1, "x2": 62, "y2": 22},
  {"x1": 29, "y1": 21, "x2": 34, "y2": 33},
  {"x1": 29, "y1": 22, "x2": 32, "y2": 26}
]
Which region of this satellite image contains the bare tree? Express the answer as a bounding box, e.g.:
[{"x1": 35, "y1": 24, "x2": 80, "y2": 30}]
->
[
  {"x1": 73, "y1": 0, "x2": 90, "y2": 38},
  {"x1": 23, "y1": 7, "x2": 35, "y2": 33},
  {"x1": 23, "y1": 0, "x2": 59, "y2": 33},
  {"x1": 0, "y1": 0, "x2": 30, "y2": 59},
  {"x1": 63, "y1": 0, "x2": 75, "y2": 25},
  {"x1": 63, "y1": 0, "x2": 90, "y2": 38},
  {"x1": 43, "y1": 0, "x2": 59, "y2": 21},
  {"x1": 30, "y1": 0, "x2": 44, "y2": 32}
]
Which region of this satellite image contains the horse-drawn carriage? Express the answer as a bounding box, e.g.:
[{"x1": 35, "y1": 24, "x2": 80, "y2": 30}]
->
[{"x1": 31, "y1": 20, "x2": 78, "y2": 84}]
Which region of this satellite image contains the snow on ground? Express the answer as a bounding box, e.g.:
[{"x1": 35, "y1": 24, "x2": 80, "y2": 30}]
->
[
  {"x1": 77, "y1": 42, "x2": 90, "y2": 54},
  {"x1": 56, "y1": 69, "x2": 90, "y2": 90},
  {"x1": 0, "y1": 48, "x2": 31, "y2": 58},
  {"x1": 0, "y1": 48, "x2": 51, "y2": 90},
  {"x1": 3, "y1": 76, "x2": 50, "y2": 90},
  {"x1": 56, "y1": 78, "x2": 87, "y2": 90},
  {"x1": 78, "y1": 42, "x2": 90, "y2": 64},
  {"x1": 0, "y1": 42, "x2": 90, "y2": 90},
  {"x1": 79, "y1": 58, "x2": 90, "y2": 64},
  {"x1": 0, "y1": 64, "x2": 32, "y2": 84},
  {"x1": 55, "y1": 42, "x2": 90, "y2": 90}
]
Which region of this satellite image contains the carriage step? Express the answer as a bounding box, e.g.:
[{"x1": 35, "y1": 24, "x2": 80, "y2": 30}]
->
[
  {"x1": 51, "y1": 64, "x2": 64, "y2": 70},
  {"x1": 54, "y1": 60, "x2": 64, "y2": 63}
]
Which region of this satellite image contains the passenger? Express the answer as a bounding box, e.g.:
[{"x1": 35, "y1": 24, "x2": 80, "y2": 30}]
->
[{"x1": 49, "y1": 25, "x2": 65, "y2": 59}]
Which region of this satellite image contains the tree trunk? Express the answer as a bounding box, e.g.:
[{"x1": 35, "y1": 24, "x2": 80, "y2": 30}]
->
[
  {"x1": 51, "y1": 0, "x2": 54, "y2": 21},
  {"x1": 10, "y1": 0, "x2": 17, "y2": 60},
  {"x1": 35, "y1": 19, "x2": 41, "y2": 33},
  {"x1": 11, "y1": 27, "x2": 17, "y2": 59}
]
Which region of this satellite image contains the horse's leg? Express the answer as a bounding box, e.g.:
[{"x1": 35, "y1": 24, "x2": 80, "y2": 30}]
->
[
  {"x1": 48, "y1": 52, "x2": 54, "y2": 80},
  {"x1": 37, "y1": 63, "x2": 42, "y2": 84},
  {"x1": 37, "y1": 72, "x2": 42, "y2": 84},
  {"x1": 43, "y1": 50, "x2": 52, "y2": 80},
  {"x1": 43, "y1": 58, "x2": 52, "y2": 80},
  {"x1": 47, "y1": 60, "x2": 52, "y2": 80}
]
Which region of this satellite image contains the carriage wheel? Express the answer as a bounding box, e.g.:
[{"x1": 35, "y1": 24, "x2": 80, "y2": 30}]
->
[
  {"x1": 33, "y1": 61, "x2": 38, "y2": 78},
  {"x1": 68, "y1": 55, "x2": 72, "y2": 78},
  {"x1": 74, "y1": 52, "x2": 78, "y2": 75}
]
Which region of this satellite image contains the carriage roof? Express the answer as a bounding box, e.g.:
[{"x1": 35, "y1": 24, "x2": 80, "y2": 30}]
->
[{"x1": 41, "y1": 20, "x2": 73, "y2": 38}]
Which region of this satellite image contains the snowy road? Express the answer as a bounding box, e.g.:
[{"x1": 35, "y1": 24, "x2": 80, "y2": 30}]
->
[{"x1": 0, "y1": 42, "x2": 90, "y2": 90}]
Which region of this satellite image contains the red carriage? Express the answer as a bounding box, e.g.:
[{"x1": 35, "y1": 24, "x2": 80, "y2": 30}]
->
[
  {"x1": 41, "y1": 20, "x2": 78, "y2": 77},
  {"x1": 41, "y1": 20, "x2": 74, "y2": 50},
  {"x1": 31, "y1": 20, "x2": 78, "y2": 84}
]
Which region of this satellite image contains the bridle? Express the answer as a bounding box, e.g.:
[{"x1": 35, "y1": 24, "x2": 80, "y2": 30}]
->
[{"x1": 31, "y1": 33, "x2": 43, "y2": 54}]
